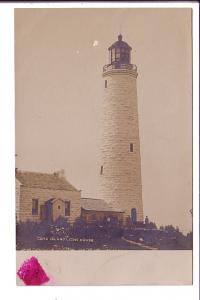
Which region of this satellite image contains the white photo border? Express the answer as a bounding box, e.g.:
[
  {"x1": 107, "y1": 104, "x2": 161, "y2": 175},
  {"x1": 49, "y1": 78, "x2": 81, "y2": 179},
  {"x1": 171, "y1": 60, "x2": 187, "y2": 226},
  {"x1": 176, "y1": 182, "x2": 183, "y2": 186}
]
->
[{"x1": 0, "y1": 1, "x2": 198, "y2": 300}]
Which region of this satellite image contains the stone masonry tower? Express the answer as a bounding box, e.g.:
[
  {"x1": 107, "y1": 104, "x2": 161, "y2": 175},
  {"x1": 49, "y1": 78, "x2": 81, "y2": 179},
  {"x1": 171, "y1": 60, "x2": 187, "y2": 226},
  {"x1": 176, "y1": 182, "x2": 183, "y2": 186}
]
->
[{"x1": 98, "y1": 34, "x2": 143, "y2": 224}]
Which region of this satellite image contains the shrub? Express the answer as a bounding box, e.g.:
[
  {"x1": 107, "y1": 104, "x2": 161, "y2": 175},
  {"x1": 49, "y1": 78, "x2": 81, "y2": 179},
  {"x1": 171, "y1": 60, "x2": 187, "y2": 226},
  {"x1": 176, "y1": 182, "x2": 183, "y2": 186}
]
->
[{"x1": 53, "y1": 216, "x2": 70, "y2": 230}]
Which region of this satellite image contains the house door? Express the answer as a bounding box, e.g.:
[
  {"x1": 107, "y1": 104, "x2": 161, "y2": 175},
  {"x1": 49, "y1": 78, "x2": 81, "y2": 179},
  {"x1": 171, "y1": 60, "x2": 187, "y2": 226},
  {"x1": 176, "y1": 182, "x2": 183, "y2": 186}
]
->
[{"x1": 40, "y1": 204, "x2": 46, "y2": 221}]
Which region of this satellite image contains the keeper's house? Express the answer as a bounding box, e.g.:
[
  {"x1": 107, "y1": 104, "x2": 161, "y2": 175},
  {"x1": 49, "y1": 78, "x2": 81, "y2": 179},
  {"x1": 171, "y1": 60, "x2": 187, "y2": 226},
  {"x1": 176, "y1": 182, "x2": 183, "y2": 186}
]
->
[
  {"x1": 15, "y1": 169, "x2": 81, "y2": 223},
  {"x1": 16, "y1": 169, "x2": 124, "y2": 225}
]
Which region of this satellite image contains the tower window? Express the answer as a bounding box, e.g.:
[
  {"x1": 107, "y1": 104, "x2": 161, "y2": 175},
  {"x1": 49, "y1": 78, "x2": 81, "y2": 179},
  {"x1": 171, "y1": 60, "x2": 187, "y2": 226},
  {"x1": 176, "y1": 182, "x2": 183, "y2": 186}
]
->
[
  {"x1": 130, "y1": 143, "x2": 133, "y2": 152},
  {"x1": 100, "y1": 166, "x2": 103, "y2": 175},
  {"x1": 32, "y1": 199, "x2": 39, "y2": 215},
  {"x1": 105, "y1": 80, "x2": 107, "y2": 88}
]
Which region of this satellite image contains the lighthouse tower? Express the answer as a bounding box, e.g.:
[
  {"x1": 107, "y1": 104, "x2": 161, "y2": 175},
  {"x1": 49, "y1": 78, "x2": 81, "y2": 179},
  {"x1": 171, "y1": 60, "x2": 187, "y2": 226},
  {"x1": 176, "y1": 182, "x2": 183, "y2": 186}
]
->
[{"x1": 98, "y1": 34, "x2": 143, "y2": 224}]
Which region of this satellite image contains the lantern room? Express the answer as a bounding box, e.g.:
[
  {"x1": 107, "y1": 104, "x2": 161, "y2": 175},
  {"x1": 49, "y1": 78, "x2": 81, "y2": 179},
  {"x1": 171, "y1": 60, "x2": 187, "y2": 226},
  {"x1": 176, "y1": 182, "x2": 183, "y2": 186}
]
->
[{"x1": 108, "y1": 34, "x2": 132, "y2": 65}]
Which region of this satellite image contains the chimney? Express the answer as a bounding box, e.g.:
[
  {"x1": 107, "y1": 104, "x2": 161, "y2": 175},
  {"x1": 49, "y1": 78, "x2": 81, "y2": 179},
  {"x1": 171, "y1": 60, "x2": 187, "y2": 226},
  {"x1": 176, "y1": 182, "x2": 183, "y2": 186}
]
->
[
  {"x1": 57, "y1": 169, "x2": 65, "y2": 178},
  {"x1": 54, "y1": 169, "x2": 65, "y2": 178}
]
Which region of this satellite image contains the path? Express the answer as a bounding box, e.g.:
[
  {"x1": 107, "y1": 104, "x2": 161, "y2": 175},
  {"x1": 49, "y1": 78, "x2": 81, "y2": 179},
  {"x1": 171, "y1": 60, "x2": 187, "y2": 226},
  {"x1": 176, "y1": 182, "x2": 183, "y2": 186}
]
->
[{"x1": 121, "y1": 237, "x2": 158, "y2": 250}]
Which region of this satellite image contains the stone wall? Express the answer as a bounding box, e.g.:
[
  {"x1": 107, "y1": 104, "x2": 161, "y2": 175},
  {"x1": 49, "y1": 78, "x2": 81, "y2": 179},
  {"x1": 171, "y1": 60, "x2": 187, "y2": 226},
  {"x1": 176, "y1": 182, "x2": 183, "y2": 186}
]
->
[
  {"x1": 81, "y1": 208, "x2": 124, "y2": 224},
  {"x1": 19, "y1": 186, "x2": 81, "y2": 223},
  {"x1": 98, "y1": 68, "x2": 143, "y2": 222}
]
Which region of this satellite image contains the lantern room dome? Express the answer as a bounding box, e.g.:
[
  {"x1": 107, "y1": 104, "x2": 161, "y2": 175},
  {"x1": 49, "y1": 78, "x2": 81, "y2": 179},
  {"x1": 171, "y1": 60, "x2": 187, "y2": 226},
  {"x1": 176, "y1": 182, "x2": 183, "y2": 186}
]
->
[{"x1": 108, "y1": 34, "x2": 132, "y2": 51}]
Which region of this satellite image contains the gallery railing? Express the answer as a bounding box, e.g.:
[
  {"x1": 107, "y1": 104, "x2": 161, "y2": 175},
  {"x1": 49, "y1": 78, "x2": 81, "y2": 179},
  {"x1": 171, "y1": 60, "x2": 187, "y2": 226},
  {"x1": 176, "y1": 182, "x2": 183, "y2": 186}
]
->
[{"x1": 103, "y1": 63, "x2": 137, "y2": 72}]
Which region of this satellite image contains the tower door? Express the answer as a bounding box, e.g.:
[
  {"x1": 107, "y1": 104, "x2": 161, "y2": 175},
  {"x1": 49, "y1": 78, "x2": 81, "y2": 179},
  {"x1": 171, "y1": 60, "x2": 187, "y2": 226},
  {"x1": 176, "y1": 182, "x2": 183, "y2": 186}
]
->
[{"x1": 131, "y1": 208, "x2": 137, "y2": 223}]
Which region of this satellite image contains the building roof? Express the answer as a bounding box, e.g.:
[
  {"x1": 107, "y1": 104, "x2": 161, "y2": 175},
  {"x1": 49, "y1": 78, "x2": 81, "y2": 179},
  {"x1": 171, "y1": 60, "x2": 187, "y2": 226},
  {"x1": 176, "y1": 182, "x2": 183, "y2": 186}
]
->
[
  {"x1": 81, "y1": 198, "x2": 124, "y2": 213},
  {"x1": 16, "y1": 170, "x2": 78, "y2": 192}
]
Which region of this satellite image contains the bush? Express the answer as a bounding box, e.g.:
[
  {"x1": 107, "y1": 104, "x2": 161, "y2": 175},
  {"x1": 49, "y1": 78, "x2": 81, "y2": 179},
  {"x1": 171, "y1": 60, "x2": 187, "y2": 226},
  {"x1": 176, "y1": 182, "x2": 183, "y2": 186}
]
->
[
  {"x1": 145, "y1": 222, "x2": 157, "y2": 230},
  {"x1": 53, "y1": 216, "x2": 70, "y2": 230}
]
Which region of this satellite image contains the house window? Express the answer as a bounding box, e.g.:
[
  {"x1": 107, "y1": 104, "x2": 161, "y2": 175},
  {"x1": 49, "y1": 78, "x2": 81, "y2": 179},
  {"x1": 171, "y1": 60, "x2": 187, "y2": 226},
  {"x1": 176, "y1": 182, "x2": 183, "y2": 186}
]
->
[
  {"x1": 105, "y1": 80, "x2": 107, "y2": 88},
  {"x1": 65, "y1": 201, "x2": 70, "y2": 216},
  {"x1": 130, "y1": 143, "x2": 133, "y2": 152},
  {"x1": 91, "y1": 214, "x2": 96, "y2": 222},
  {"x1": 100, "y1": 165, "x2": 103, "y2": 175},
  {"x1": 32, "y1": 199, "x2": 38, "y2": 215}
]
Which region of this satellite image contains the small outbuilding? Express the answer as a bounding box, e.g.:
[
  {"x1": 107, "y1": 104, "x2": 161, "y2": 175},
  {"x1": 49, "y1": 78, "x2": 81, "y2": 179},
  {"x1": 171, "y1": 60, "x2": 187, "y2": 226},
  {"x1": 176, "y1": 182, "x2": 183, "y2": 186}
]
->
[{"x1": 81, "y1": 198, "x2": 124, "y2": 225}]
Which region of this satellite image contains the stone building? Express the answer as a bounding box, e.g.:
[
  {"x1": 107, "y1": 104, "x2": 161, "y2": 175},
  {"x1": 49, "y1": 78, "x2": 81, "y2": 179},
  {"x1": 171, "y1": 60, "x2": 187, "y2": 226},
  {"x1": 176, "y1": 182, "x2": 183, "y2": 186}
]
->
[
  {"x1": 16, "y1": 169, "x2": 81, "y2": 223},
  {"x1": 98, "y1": 34, "x2": 144, "y2": 224},
  {"x1": 15, "y1": 168, "x2": 124, "y2": 225},
  {"x1": 81, "y1": 198, "x2": 124, "y2": 224}
]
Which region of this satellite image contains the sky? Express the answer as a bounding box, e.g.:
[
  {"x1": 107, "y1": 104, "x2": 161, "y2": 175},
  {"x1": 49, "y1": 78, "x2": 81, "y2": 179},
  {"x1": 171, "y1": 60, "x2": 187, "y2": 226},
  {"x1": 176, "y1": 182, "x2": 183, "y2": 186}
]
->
[{"x1": 15, "y1": 8, "x2": 192, "y2": 233}]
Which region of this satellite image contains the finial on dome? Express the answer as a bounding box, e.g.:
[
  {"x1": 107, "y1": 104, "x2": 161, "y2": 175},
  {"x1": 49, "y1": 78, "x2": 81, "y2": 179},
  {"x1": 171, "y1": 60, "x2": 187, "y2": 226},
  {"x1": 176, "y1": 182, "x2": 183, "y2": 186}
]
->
[{"x1": 118, "y1": 34, "x2": 122, "y2": 41}]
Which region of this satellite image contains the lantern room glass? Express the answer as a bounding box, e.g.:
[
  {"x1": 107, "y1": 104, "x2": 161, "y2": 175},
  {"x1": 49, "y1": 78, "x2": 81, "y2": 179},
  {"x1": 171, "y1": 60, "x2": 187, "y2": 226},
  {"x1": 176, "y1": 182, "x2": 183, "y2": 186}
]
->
[{"x1": 109, "y1": 47, "x2": 130, "y2": 65}]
